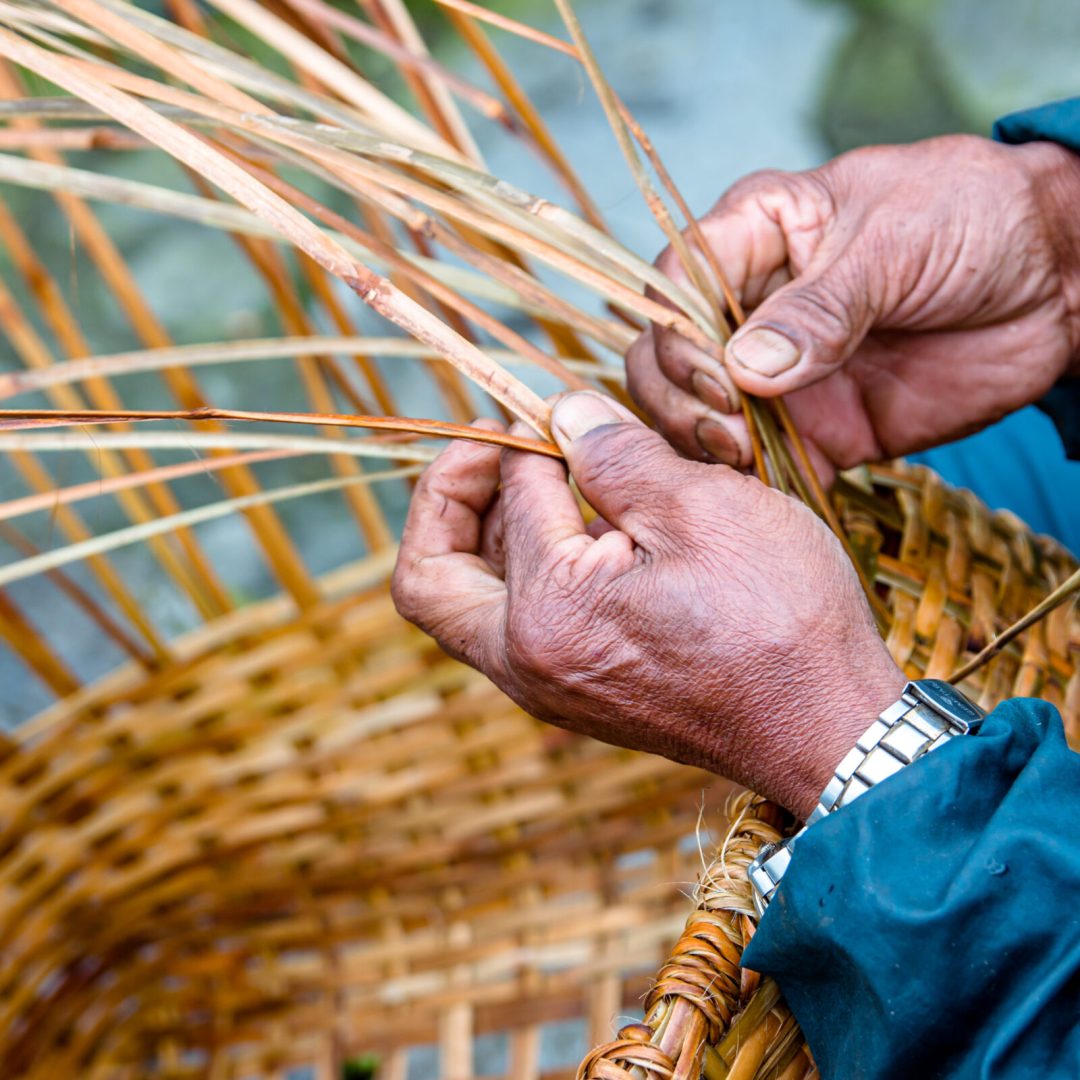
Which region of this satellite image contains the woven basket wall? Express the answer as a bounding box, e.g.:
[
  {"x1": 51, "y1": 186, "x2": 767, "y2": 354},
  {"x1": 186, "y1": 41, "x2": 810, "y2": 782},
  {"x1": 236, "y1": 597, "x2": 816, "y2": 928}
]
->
[
  {"x1": 0, "y1": 460, "x2": 1074, "y2": 1080},
  {"x1": 0, "y1": 8, "x2": 1076, "y2": 1077},
  {"x1": 0, "y1": 550, "x2": 729, "y2": 1080}
]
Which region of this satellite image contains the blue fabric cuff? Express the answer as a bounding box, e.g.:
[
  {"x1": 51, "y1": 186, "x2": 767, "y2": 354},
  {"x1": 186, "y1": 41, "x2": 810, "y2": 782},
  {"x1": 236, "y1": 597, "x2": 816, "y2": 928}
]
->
[
  {"x1": 743, "y1": 699, "x2": 1080, "y2": 1079},
  {"x1": 993, "y1": 98, "x2": 1080, "y2": 462},
  {"x1": 1037, "y1": 380, "x2": 1080, "y2": 460},
  {"x1": 994, "y1": 97, "x2": 1080, "y2": 153}
]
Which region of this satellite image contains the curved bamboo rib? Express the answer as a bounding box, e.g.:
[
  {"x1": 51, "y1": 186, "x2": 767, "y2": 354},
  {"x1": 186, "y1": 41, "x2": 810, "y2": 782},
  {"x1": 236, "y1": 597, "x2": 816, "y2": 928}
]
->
[
  {"x1": 0, "y1": 23, "x2": 554, "y2": 438},
  {"x1": 0, "y1": 407, "x2": 563, "y2": 456}
]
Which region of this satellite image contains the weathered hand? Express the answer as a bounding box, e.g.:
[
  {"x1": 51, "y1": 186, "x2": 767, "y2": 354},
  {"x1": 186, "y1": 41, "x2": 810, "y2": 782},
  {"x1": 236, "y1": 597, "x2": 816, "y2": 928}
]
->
[
  {"x1": 628, "y1": 135, "x2": 1080, "y2": 478},
  {"x1": 392, "y1": 393, "x2": 905, "y2": 819}
]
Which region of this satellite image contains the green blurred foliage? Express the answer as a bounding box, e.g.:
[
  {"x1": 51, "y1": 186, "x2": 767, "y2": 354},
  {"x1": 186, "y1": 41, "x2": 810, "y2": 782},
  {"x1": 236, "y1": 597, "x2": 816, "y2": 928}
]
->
[
  {"x1": 816, "y1": 0, "x2": 940, "y2": 22},
  {"x1": 816, "y1": 0, "x2": 1080, "y2": 155},
  {"x1": 342, "y1": 1055, "x2": 379, "y2": 1080},
  {"x1": 817, "y1": 12, "x2": 971, "y2": 153}
]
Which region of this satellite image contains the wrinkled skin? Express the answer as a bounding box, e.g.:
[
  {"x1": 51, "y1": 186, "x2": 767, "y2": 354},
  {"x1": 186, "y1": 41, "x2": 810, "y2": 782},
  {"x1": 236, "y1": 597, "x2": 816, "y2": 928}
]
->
[
  {"x1": 393, "y1": 135, "x2": 1080, "y2": 820},
  {"x1": 628, "y1": 135, "x2": 1080, "y2": 478},
  {"x1": 392, "y1": 399, "x2": 904, "y2": 820}
]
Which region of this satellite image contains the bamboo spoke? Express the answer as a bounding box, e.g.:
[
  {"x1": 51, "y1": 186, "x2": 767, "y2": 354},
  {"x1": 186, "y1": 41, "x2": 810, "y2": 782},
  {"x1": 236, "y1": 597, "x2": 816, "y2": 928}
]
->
[{"x1": 0, "y1": 408, "x2": 562, "y2": 455}]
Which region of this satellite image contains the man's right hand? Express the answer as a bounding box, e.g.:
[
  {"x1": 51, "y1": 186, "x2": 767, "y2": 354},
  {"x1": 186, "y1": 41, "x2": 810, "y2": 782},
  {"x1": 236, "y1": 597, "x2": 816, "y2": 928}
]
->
[{"x1": 627, "y1": 134, "x2": 1080, "y2": 479}]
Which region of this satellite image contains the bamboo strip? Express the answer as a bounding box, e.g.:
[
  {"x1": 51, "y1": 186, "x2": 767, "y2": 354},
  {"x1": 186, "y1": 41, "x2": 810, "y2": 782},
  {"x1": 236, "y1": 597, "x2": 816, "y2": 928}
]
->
[
  {"x1": 0, "y1": 193, "x2": 234, "y2": 620},
  {"x1": 0, "y1": 522, "x2": 154, "y2": 664},
  {"x1": 0, "y1": 336, "x2": 621, "y2": 401},
  {"x1": 0, "y1": 60, "x2": 323, "y2": 609},
  {"x1": 361, "y1": 0, "x2": 484, "y2": 164},
  {"x1": 0, "y1": 43, "x2": 553, "y2": 433},
  {"x1": 0, "y1": 469, "x2": 420, "y2": 588},
  {"x1": 0, "y1": 589, "x2": 81, "y2": 697},
  {"x1": 0, "y1": 408, "x2": 561, "y2": 455}
]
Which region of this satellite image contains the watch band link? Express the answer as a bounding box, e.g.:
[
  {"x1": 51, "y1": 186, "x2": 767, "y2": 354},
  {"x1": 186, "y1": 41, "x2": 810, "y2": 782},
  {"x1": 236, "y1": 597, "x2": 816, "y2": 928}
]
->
[{"x1": 747, "y1": 680, "x2": 984, "y2": 915}]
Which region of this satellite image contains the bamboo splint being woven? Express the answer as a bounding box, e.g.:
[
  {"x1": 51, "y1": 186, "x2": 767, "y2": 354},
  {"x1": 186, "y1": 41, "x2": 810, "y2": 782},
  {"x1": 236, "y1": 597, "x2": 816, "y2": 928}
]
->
[{"x1": 0, "y1": 2, "x2": 1076, "y2": 1079}]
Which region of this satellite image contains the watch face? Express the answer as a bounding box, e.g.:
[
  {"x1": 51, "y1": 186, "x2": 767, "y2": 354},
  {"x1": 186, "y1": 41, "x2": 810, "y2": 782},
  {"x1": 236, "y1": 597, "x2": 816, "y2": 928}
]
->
[{"x1": 908, "y1": 679, "x2": 985, "y2": 730}]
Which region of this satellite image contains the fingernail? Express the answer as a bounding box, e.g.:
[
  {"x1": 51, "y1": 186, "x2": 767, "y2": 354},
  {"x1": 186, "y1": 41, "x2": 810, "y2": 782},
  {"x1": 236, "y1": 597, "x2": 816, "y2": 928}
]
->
[
  {"x1": 550, "y1": 391, "x2": 623, "y2": 445},
  {"x1": 728, "y1": 328, "x2": 799, "y2": 377},
  {"x1": 695, "y1": 417, "x2": 739, "y2": 463},
  {"x1": 691, "y1": 369, "x2": 733, "y2": 413}
]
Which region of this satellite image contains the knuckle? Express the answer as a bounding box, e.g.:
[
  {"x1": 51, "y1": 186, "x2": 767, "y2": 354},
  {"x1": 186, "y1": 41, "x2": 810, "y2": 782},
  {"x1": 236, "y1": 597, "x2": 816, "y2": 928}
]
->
[
  {"x1": 390, "y1": 567, "x2": 420, "y2": 623},
  {"x1": 574, "y1": 432, "x2": 656, "y2": 491},
  {"x1": 584, "y1": 446, "x2": 699, "y2": 530},
  {"x1": 505, "y1": 610, "x2": 569, "y2": 682},
  {"x1": 711, "y1": 167, "x2": 795, "y2": 213},
  {"x1": 805, "y1": 277, "x2": 853, "y2": 326},
  {"x1": 735, "y1": 166, "x2": 790, "y2": 191},
  {"x1": 798, "y1": 275, "x2": 859, "y2": 346},
  {"x1": 411, "y1": 466, "x2": 448, "y2": 510},
  {"x1": 391, "y1": 557, "x2": 436, "y2": 627},
  {"x1": 751, "y1": 167, "x2": 835, "y2": 242}
]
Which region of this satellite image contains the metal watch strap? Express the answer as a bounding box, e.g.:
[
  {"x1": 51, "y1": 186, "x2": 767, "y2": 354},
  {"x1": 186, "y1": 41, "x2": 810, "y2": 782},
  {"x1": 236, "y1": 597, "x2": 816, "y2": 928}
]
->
[{"x1": 747, "y1": 679, "x2": 985, "y2": 916}]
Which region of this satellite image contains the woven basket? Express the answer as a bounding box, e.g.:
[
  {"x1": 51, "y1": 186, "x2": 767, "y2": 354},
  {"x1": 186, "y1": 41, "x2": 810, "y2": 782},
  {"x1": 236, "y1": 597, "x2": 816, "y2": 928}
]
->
[
  {"x1": 579, "y1": 460, "x2": 1080, "y2": 1080},
  {"x1": 0, "y1": 464, "x2": 1074, "y2": 1080},
  {"x1": 0, "y1": 551, "x2": 732, "y2": 1080}
]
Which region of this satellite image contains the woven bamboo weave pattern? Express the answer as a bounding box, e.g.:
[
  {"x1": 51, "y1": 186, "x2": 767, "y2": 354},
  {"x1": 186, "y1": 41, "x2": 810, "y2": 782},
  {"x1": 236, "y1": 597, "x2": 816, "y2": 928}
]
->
[{"x1": 0, "y1": 554, "x2": 730, "y2": 1079}]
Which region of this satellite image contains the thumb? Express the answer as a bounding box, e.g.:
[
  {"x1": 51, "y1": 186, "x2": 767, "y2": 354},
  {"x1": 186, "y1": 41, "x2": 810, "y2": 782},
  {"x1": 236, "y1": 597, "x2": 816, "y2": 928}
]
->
[
  {"x1": 549, "y1": 391, "x2": 688, "y2": 538},
  {"x1": 725, "y1": 256, "x2": 875, "y2": 397}
]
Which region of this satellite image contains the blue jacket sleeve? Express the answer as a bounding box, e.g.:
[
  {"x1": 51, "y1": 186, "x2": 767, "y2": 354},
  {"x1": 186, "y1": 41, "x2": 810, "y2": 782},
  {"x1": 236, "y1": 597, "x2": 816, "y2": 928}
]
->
[
  {"x1": 994, "y1": 98, "x2": 1080, "y2": 461},
  {"x1": 742, "y1": 700, "x2": 1080, "y2": 1079}
]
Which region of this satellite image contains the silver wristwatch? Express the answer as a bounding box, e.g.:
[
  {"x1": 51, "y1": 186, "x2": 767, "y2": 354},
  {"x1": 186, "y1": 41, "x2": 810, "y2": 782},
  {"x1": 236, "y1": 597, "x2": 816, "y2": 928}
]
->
[{"x1": 747, "y1": 679, "x2": 985, "y2": 916}]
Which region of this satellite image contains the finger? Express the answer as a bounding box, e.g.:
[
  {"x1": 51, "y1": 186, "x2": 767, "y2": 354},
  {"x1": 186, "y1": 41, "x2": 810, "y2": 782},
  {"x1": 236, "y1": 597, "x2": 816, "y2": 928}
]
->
[
  {"x1": 478, "y1": 491, "x2": 506, "y2": 579},
  {"x1": 696, "y1": 412, "x2": 754, "y2": 471},
  {"x1": 690, "y1": 170, "x2": 807, "y2": 305},
  {"x1": 724, "y1": 255, "x2": 876, "y2": 398},
  {"x1": 653, "y1": 322, "x2": 738, "y2": 412},
  {"x1": 646, "y1": 169, "x2": 810, "y2": 398},
  {"x1": 499, "y1": 420, "x2": 589, "y2": 581},
  {"x1": 392, "y1": 420, "x2": 507, "y2": 669},
  {"x1": 627, "y1": 334, "x2": 752, "y2": 466},
  {"x1": 654, "y1": 174, "x2": 798, "y2": 310},
  {"x1": 643, "y1": 269, "x2": 738, "y2": 410},
  {"x1": 549, "y1": 391, "x2": 714, "y2": 543},
  {"x1": 627, "y1": 329, "x2": 708, "y2": 455},
  {"x1": 400, "y1": 419, "x2": 504, "y2": 561}
]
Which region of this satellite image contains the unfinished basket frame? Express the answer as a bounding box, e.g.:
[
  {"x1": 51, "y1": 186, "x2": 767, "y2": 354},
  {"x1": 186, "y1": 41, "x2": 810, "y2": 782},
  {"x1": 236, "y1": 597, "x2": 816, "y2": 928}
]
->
[
  {"x1": 0, "y1": 552, "x2": 734, "y2": 1079},
  {"x1": 0, "y1": 3, "x2": 1076, "y2": 1079}
]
